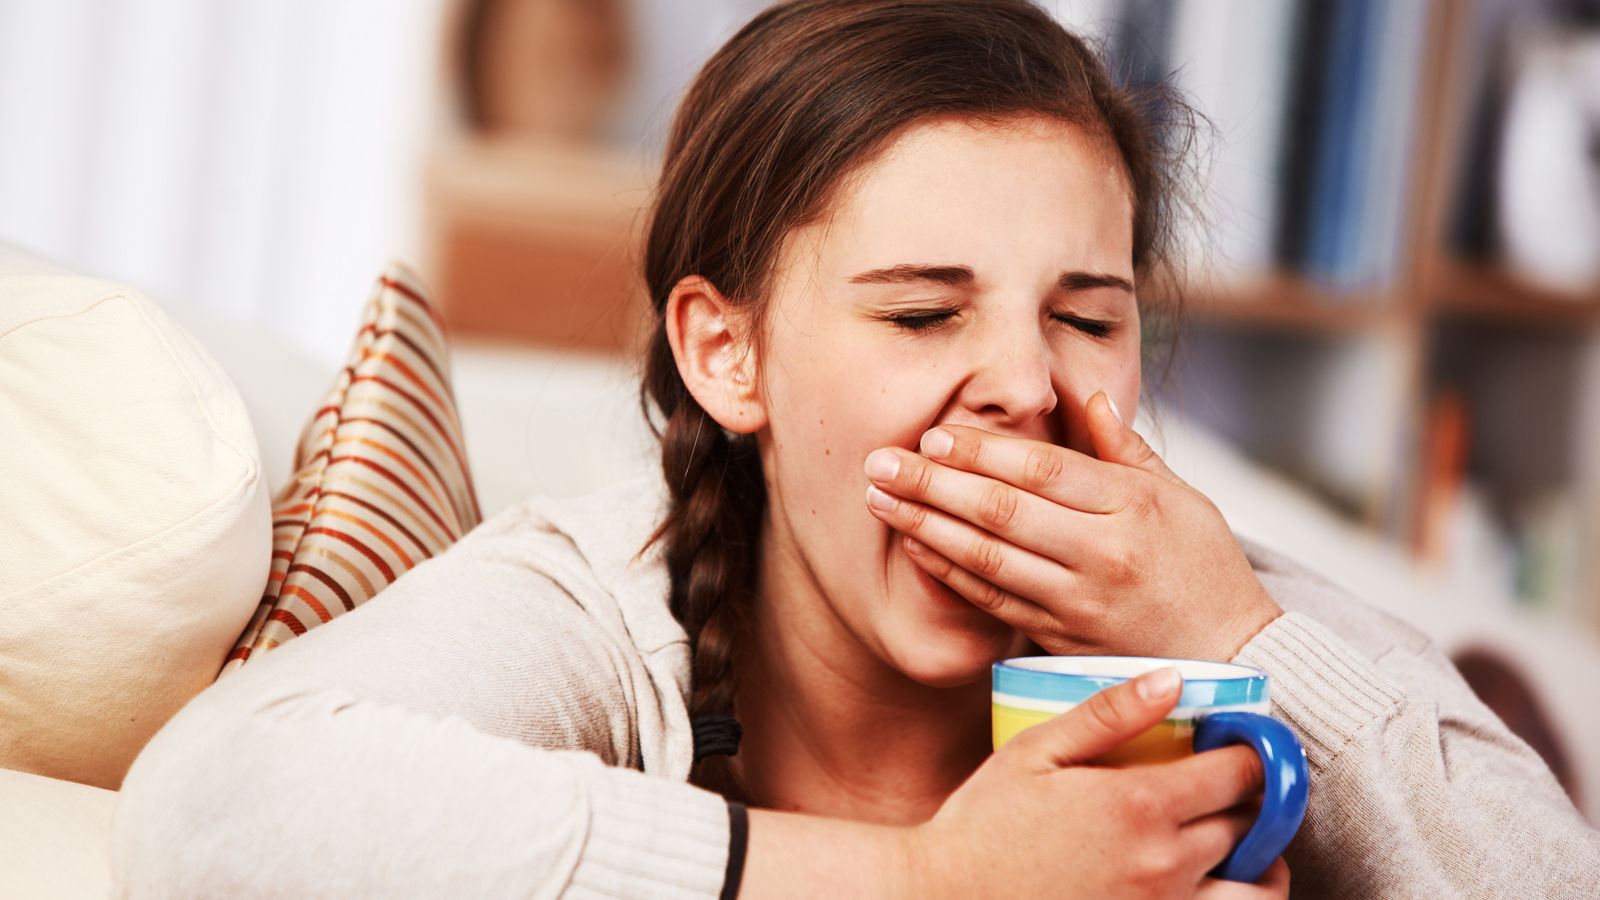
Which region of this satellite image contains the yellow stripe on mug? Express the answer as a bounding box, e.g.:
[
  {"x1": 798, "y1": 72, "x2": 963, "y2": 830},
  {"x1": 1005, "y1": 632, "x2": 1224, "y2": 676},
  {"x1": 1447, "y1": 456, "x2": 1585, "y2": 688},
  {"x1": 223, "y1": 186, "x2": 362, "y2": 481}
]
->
[{"x1": 992, "y1": 656, "x2": 1307, "y2": 883}]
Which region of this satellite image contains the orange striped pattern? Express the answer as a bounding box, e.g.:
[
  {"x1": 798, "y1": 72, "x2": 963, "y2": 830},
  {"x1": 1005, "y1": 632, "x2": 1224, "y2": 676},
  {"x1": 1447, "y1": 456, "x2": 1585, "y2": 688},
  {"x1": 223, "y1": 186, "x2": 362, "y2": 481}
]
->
[{"x1": 221, "y1": 263, "x2": 480, "y2": 674}]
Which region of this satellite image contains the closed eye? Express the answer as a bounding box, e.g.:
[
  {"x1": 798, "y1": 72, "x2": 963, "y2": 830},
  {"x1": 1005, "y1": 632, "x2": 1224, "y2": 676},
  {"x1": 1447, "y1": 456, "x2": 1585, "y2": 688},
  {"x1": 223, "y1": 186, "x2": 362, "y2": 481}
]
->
[
  {"x1": 884, "y1": 309, "x2": 959, "y2": 333},
  {"x1": 1051, "y1": 313, "x2": 1114, "y2": 338}
]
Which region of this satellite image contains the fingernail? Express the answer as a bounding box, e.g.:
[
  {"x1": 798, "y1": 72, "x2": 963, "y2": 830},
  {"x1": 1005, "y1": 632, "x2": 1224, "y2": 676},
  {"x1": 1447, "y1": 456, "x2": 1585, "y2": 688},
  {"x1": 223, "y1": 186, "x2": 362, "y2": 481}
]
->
[
  {"x1": 920, "y1": 428, "x2": 954, "y2": 459},
  {"x1": 1105, "y1": 395, "x2": 1124, "y2": 426},
  {"x1": 904, "y1": 536, "x2": 928, "y2": 556},
  {"x1": 864, "y1": 449, "x2": 899, "y2": 482},
  {"x1": 866, "y1": 485, "x2": 899, "y2": 511},
  {"x1": 1135, "y1": 666, "x2": 1180, "y2": 701}
]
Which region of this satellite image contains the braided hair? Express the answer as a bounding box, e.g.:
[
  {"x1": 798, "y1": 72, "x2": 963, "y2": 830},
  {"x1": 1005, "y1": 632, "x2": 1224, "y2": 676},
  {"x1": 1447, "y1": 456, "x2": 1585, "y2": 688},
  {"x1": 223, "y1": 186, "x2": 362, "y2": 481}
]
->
[{"x1": 640, "y1": 0, "x2": 1190, "y2": 797}]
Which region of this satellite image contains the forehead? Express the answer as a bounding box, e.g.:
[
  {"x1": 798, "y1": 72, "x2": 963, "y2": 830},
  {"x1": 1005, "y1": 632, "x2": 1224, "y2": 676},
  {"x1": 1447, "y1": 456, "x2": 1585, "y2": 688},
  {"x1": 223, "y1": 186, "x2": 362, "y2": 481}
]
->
[
  {"x1": 853, "y1": 115, "x2": 1131, "y2": 211},
  {"x1": 780, "y1": 115, "x2": 1136, "y2": 281}
]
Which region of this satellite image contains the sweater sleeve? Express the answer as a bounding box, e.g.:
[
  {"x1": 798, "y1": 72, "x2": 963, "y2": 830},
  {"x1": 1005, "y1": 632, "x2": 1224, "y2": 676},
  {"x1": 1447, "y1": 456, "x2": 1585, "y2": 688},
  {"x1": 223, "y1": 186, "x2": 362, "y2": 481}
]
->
[
  {"x1": 109, "y1": 518, "x2": 730, "y2": 898},
  {"x1": 1234, "y1": 610, "x2": 1600, "y2": 898}
]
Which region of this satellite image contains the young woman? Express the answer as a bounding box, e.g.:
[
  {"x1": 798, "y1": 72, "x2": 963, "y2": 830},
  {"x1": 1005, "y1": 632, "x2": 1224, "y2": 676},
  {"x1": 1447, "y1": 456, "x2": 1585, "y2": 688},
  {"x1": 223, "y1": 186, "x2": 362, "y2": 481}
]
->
[{"x1": 114, "y1": 1, "x2": 1598, "y2": 896}]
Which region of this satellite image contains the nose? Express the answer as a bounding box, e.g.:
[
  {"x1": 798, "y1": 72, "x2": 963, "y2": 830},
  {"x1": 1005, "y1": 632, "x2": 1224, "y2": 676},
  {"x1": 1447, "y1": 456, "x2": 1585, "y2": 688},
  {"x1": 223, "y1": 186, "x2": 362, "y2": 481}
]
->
[{"x1": 956, "y1": 321, "x2": 1058, "y2": 428}]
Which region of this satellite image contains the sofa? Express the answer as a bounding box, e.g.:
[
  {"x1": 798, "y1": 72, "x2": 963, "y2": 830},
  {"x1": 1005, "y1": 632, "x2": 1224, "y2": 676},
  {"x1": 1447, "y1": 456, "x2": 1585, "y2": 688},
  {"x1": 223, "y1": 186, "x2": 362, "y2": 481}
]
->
[{"x1": 3, "y1": 244, "x2": 1595, "y2": 897}]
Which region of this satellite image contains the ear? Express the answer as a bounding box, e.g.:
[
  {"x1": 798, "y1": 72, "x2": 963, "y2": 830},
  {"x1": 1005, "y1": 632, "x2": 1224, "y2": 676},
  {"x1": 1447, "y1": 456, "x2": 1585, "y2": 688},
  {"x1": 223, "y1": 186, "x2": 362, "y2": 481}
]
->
[{"x1": 665, "y1": 275, "x2": 766, "y2": 434}]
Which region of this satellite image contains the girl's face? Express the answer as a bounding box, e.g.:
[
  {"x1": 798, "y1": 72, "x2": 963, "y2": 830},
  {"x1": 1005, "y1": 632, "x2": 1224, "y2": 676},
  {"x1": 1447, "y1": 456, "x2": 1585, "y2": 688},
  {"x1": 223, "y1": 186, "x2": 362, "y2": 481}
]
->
[{"x1": 752, "y1": 115, "x2": 1140, "y2": 689}]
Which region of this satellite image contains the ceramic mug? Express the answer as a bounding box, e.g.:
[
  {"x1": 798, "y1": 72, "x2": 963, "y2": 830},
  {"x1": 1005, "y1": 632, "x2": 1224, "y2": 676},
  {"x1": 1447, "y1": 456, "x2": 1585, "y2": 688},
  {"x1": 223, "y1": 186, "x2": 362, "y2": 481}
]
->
[{"x1": 992, "y1": 656, "x2": 1309, "y2": 883}]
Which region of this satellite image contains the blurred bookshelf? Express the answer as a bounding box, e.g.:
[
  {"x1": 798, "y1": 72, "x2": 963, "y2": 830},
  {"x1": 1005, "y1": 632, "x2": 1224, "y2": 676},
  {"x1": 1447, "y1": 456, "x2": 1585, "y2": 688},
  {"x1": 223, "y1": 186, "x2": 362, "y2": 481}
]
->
[
  {"x1": 1425, "y1": 261, "x2": 1600, "y2": 325},
  {"x1": 1178, "y1": 272, "x2": 1403, "y2": 333},
  {"x1": 1148, "y1": 0, "x2": 1600, "y2": 634}
]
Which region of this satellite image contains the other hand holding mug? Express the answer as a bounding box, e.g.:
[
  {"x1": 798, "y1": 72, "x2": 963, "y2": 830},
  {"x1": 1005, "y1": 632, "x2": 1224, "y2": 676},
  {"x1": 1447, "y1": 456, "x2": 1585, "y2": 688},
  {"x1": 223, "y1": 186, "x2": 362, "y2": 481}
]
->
[{"x1": 993, "y1": 656, "x2": 1309, "y2": 883}]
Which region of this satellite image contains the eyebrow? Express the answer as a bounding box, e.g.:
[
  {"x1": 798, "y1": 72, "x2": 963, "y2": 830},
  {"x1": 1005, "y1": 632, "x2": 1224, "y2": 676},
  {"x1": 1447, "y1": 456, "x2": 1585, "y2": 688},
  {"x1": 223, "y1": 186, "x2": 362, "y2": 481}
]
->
[
  {"x1": 1059, "y1": 271, "x2": 1134, "y2": 293},
  {"x1": 847, "y1": 264, "x2": 974, "y2": 286},
  {"x1": 847, "y1": 264, "x2": 1133, "y2": 294}
]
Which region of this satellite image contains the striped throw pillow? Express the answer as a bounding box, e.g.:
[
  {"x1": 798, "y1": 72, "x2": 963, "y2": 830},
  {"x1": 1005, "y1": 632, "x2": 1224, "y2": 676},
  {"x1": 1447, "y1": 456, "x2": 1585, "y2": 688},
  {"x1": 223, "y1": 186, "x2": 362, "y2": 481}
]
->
[{"x1": 222, "y1": 263, "x2": 481, "y2": 673}]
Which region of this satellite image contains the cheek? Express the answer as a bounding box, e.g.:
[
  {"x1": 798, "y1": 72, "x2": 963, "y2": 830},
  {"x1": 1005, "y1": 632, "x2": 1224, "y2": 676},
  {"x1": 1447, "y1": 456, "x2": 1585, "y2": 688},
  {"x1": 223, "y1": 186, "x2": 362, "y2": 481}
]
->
[
  {"x1": 768, "y1": 339, "x2": 956, "y2": 458},
  {"x1": 1056, "y1": 342, "x2": 1143, "y2": 450},
  {"x1": 761, "y1": 347, "x2": 961, "y2": 544},
  {"x1": 1112, "y1": 357, "x2": 1142, "y2": 419}
]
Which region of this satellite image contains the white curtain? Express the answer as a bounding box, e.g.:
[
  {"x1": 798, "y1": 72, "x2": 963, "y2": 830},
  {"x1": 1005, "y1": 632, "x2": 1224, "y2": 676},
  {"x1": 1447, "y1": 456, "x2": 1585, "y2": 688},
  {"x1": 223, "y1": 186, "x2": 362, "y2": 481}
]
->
[
  {"x1": 0, "y1": 0, "x2": 1125, "y2": 365},
  {"x1": 0, "y1": 0, "x2": 447, "y2": 366}
]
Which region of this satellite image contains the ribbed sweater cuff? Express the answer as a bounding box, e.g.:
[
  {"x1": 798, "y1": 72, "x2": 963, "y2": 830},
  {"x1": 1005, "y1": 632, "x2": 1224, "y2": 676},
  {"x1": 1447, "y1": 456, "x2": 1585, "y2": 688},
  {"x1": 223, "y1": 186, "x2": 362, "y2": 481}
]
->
[
  {"x1": 569, "y1": 765, "x2": 731, "y2": 899},
  {"x1": 1233, "y1": 611, "x2": 1406, "y2": 771}
]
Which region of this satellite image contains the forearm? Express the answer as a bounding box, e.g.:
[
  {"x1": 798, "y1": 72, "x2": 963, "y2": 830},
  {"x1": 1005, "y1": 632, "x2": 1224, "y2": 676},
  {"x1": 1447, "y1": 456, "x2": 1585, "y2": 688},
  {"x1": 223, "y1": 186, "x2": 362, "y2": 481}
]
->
[
  {"x1": 741, "y1": 809, "x2": 921, "y2": 898},
  {"x1": 1237, "y1": 613, "x2": 1600, "y2": 897},
  {"x1": 111, "y1": 684, "x2": 731, "y2": 898}
]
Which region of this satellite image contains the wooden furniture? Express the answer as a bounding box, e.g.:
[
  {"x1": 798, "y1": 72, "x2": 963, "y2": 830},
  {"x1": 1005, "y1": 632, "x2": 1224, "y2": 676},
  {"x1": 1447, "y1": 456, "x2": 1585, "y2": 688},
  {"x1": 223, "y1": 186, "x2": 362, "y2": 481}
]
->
[
  {"x1": 1172, "y1": 0, "x2": 1600, "y2": 633},
  {"x1": 425, "y1": 0, "x2": 650, "y2": 356},
  {"x1": 426, "y1": 138, "x2": 653, "y2": 355}
]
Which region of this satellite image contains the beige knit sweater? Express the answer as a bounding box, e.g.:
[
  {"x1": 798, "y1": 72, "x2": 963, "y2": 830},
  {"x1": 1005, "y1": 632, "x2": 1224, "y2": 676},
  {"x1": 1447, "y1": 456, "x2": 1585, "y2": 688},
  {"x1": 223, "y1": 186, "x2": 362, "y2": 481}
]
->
[{"x1": 111, "y1": 478, "x2": 1600, "y2": 898}]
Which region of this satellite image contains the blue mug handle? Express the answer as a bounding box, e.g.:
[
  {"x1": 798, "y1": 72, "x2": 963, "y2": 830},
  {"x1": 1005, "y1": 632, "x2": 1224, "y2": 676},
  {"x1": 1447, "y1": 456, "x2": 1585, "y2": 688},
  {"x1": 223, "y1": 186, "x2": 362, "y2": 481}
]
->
[{"x1": 1192, "y1": 711, "x2": 1309, "y2": 883}]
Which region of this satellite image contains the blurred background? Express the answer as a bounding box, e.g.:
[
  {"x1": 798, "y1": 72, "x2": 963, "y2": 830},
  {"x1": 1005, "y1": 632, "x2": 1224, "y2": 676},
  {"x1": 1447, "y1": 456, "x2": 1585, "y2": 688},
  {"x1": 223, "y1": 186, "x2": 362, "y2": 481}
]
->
[{"x1": 2, "y1": 0, "x2": 1598, "y2": 817}]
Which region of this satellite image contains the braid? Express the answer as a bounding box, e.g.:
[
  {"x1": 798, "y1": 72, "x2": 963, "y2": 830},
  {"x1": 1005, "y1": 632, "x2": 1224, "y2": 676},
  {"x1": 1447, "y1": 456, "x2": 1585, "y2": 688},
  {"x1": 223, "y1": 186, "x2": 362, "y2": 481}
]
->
[
  {"x1": 643, "y1": 332, "x2": 765, "y2": 798},
  {"x1": 636, "y1": 0, "x2": 1188, "y2": 799}
]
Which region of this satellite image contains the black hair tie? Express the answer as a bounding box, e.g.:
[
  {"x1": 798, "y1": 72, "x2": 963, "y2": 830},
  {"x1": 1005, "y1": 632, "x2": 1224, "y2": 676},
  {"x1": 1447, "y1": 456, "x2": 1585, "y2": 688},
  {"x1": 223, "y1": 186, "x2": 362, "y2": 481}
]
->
[{"x1": 692, "y1": 714, "x2": 743, "y2": 762}]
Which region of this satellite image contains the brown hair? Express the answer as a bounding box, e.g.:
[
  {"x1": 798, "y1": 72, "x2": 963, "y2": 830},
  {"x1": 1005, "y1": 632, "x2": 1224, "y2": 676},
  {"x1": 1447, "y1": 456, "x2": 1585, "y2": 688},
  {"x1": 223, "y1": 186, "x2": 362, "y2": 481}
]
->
[{"x1": 640, "y1": 0, "x2": 1188, "y2": 796}]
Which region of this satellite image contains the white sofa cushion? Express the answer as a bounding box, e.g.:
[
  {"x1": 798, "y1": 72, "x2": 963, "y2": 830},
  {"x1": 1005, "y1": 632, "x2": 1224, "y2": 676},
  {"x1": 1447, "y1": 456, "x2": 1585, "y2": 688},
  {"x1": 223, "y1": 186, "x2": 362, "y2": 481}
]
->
[
  {"x1": 0, "y1": 245, "x2": 270, "y2": 788},
  {"x1": 0, "y1": 767, "x2": 116, "y2": 898}
]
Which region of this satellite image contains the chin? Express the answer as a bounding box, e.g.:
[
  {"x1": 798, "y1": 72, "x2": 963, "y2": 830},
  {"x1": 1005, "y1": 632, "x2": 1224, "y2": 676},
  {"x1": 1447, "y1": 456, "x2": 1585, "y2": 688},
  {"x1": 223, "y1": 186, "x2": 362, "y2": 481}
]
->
[
  {"x1": 888, "y1": 615, "x2": 1023, "y2": 689},
  {"x1": 877, "y1": 561, "x2": 1026, "y2": 688}
]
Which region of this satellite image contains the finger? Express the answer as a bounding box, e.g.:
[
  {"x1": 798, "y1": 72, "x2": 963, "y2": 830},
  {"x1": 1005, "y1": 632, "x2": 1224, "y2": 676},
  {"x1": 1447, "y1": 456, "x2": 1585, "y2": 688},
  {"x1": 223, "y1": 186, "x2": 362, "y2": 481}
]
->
[
  {"x1": 1004, "y1": 667, "x2": 1183, "y2": 768},
  {"x1": 1141, "y1": 744, "x2": 1266, "y2": 823},
  {"x1": 1084, "y1": 391, "x2": 1187, "y2": 488},
  {"x1": 864, "y1": 484, "x2": 1074, "y2": 600},
  {"x1": 1196, "y1": 857, "x2": 1290, "y2": 899},
  {"x1": 899, "y1": 535, "x2": 1065, "y2": 638},
  {"x1": 917, "y1": 424, "x2": 1130, "y2": 513},
  {"x1": 865, "y1": 447, "x2": 1103, "y2": 560},
  {"x1": 1259, "y1": 858, "x2": 1291, "y2": 894},
  {"x1": 1177, "y1": 807, "x2": 1257, "y2": 874}
]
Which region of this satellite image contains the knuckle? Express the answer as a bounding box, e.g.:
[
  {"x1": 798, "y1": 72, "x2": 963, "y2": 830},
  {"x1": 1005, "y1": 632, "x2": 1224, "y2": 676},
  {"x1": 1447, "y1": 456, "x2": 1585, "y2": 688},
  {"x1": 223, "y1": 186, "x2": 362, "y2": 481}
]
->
[
  {"x1": 1022, "y1": 444, "x2": 1064, "y2": 492},
  {"x1": 919, "y1": 548, "x2": 954, "y2": 577},
  {"x1": 1124, "y1": 780, "x2": 1177, "y2": 833},
  {"x1": 909, "y1": 459, "x2": 936, "y2": 496},
  {"x1": 1117, "y1": 781, "x2": 1161, "y2": 830},
  {"x1": 971, "y1": 579, "x2": 1009, "y2": 612},
  {"x1": 1130, "y1": 436, "x2": 1161, "y2": 469},
  {"x1": 1079, "y1": 692, "x2": 1127, "y2": 743},
  {"x1": 976, "y1": 483, "x2": 1019, "y2": 530},
  {"x1": 899, "y1": 502, "x2": 929, "y2": 531},
  {"x1": 1123, "y1": 482, "x2": 1158, "y2": 519},
  {"x1": 1104, "y1": 546, "x2": 1140, "y2": 585},
  {"x1": 1132, "y1": 845, "x2": 1180, "y2": 885},
  {"x1": 964, "y1": 535, "x2": 1006, "y2": 578}
]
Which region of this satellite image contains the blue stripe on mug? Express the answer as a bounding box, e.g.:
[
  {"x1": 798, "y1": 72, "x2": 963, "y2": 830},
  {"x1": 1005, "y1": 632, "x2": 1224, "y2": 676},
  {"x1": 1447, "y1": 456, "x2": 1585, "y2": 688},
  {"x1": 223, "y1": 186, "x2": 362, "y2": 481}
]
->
[{"x1": 993, "y1": 656, "x2": 1269, "y2": 708}]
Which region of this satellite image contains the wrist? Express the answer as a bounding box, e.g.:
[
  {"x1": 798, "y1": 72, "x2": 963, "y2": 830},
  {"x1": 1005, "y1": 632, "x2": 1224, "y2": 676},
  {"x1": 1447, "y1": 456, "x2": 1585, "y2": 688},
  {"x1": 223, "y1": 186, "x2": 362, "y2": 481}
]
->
[
  {"x1": 1230, "y1": 582, "x2": 1286, "y2": 657},
  {"x1": 743, "y1": 809, "x2": 929, "y2": 897},
  {"x1": 1197, "y1": 574, "x2": 1284, "y2": 662}
]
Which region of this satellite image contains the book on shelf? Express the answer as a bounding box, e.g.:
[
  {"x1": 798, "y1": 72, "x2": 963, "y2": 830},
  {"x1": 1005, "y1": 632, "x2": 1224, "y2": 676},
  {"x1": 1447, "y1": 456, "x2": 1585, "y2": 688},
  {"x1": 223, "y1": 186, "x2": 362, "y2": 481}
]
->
[
  {"x1": 1275, "y1": 0, "x2": 1338, "y2": 279},
  {"x1": 1352, "y1": 0, "x2": 1429, "y2": 291},
  {"x1": 1085, "y1": 0, "x2": 1301, "y2": 291},
  {"x1": 1302, "y1": 0, "x2": 1430, "y2": 292},
  {"x1": 1272, "y1": 0, "x2": 1430, "y2": 295},
  {"x1": 1446, "y1": 0, "x2": 1526, "y2": 261},
  {"x1": 1302, "y1": 0, "x2": 1381, "y2": 289},
  {"x1": 1167, "y1": 0, "x2": 1298, "y2": 281}
]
